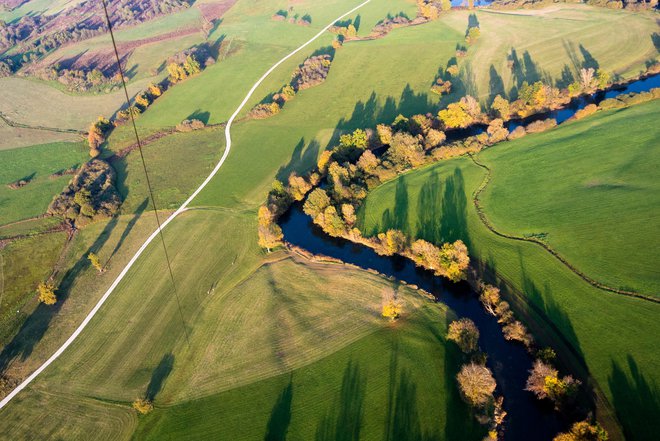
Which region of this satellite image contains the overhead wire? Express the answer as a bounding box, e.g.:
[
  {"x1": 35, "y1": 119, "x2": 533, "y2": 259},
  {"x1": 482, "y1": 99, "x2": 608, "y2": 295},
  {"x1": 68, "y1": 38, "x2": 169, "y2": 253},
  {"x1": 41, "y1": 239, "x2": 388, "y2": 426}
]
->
[{"x1": 100, "y1": 0, "x2": 190, "y2": 347}]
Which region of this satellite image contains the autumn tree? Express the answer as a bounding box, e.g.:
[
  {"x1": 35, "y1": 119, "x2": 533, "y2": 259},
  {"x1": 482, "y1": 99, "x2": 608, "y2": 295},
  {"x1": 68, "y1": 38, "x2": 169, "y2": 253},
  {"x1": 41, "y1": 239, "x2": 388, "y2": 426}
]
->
[
  {"x1": 317, "y1": 150, "x2": 333, "y2": 174},
  {"x1": 424, "y1": 128, "x2": 446, "y2": 149},
  {"x1": 386, "y1": 132, "x2": 425, "y2": 169},
  {"x1": 465, "y1": 26, "x2": 480, "y2": 45},
  {"x1": 438, "y1": 101, "x2": 473, "y2": 129},
  {"x1": 502, "y1": 320, "x2": 533, "y2": 347},
  {"x1": 148, "y1": 83, "x2": 162, "y2": 97},
  {"x1": 440, "y1": 0, "x2": 451, "y2": 11},
  {"x1": 341, "y1": 204, "x2": 356, "y2": 226},
  {"x1": 526, "y1": 360, "x2": 580, "y2": 407},
  {"x1": 491, "y1": 95, "x2": 510, "y2": 119},
  {"x1": 376, "y1": 229, "x2": 407, "y2": 256},
  {"x1": 376, "y1": 124, "x2": 393, "y2": 145},
  {"x1": 288, "y1": 173, "x2": 312, "y2": 201},
  {"x1": 457, "y1": 362, "x2": 497, "y2": 407},
  {"x1": 382, "y1": 289, "x2": 402, "y2": 320},
  {"x1": 340, "y1": 128, "x2": 369, "y2": 149},
  {"x1": 135, "y1": 92, "x2": 150, "y2": 110},
  {"x1": 479, "y1": 284, "x2": 500, "y2": 315},
  {"x1": 303, "y1": 188, "x2": 331, "y2": 219},
  {"x1": 167, "y1": 62, "x2": 187, "y2": 82},
  {"x1": 37, "y1": 282, "x2": 57, "y2": 305},
  {"x1": 133, "y1": 398, "x2": 153, "y2": 414},
  {"x1": 257, "y1": 205, "x2": 284, "y2": 252},
  {"x1": 88, "y1": 252, "x2": 104, "y2": 273},
  {"x1": 440, "y1": 240, "x2": 469, "y2": 282},
  {"x1": 183, "y1": 55, "x2": 201, "y2": 76},
  {"x1": 553, "y1": 420, "x2": 608, "y2": 441},
  {"x1": 87, "y1": 116, "x2": 111, "y2": 155},
  {"x1": 357, "y1": 150, "x2": 379, "y2": 175},
  {"x1": 579, "y1": 67, "x2": 595, "y2": 91},
  {"x1": 447, "y1": 318, "x2": 480, "y2": 353},
  {"x1": 595, "y1": 70, "x2": 611, "y2": 89},
  {"x1": 486, "y1": 118, "x2": 508, "y2": 144}
]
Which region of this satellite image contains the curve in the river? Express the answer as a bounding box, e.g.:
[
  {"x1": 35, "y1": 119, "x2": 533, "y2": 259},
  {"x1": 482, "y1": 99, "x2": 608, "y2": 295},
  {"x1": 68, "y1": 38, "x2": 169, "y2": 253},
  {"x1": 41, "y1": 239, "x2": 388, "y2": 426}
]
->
[{"x1": 279, "y1": 73, "x2": 660, "y2": 441}]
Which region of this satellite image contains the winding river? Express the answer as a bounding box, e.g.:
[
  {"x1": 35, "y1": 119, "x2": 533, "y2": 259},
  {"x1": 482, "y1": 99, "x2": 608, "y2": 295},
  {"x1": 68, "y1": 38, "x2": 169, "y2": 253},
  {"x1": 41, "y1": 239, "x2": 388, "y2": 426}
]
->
[{"x1": 279, "y1": 73, "x2": 659, "y2": 440}]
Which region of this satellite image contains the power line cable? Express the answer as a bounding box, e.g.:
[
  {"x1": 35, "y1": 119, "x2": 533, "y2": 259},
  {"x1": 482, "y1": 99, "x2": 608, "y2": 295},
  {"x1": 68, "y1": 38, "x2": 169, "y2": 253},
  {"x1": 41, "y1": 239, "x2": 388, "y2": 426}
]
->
[{"x1": 101, "y1": 0, "x2": 190, "y2": 347}]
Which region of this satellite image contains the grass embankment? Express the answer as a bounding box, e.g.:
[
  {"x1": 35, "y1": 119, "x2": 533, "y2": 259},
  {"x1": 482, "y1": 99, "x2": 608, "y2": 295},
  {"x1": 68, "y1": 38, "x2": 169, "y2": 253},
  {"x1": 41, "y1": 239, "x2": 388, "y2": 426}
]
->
[{"x1": 358, "y1": 102, "x2": 660, "y2": 441}]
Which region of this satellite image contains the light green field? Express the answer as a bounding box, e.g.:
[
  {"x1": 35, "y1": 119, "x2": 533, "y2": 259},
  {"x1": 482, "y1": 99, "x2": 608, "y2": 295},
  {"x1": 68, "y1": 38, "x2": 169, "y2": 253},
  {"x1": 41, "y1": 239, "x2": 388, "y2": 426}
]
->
[
  {"x1": 0, "y1": 232, "x2": 67, "y2": 344},
  {"x1": 0, "y1": 141, "x2": 87, "y2": 225},
  {"x1": 357, "y1": 104, "x2": 660, "y2": 441},
  {"x1": 479, "y1": 101, "x2": 660, "y2": 295},
  {"x1": 441, "y1": 5, "x2": 658, "y2": 104},
  {"x1": 1, "y1": 2, "x2": 659, "y2": 440},
  {"x1": 0, "y1": 209, "x2": 481, "y2": 441},
  {"x1": 0, "y1": 119, "x2": 80, "y2": 150},
  {"x1": 0, "y1": 77, "x2": 148, "y2": 131}
]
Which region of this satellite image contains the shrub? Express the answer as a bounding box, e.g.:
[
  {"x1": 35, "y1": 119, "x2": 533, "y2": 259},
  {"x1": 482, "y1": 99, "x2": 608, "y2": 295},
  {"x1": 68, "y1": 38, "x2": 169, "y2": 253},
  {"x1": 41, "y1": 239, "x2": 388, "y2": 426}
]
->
[
  {"x1": 249, "y1": 102, "x2": 281, "y2": 119},
  {"x1": 507, "y1": 125, "x2": 526, "y2": 140},
  {"x1": 553, "y1": 420, "x2": 608, "y2": 441},
  {"x1": 525, "y1": 118, "x2": 556, "y2": 134},
  {"x1": 175, "y1": 119, "x2": 205, "y2": 132},
  {"x1": 133, "y1": 398, "x2": 153, "y2": 414},
  {"x1": 573, "y1": 104, "x2": 598, "y2": 120}
]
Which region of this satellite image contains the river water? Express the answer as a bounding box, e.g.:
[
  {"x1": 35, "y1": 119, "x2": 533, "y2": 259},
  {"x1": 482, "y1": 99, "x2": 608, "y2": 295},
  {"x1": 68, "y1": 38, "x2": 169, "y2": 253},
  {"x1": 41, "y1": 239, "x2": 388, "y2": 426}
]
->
[{"x1": 279, "y1": 73, "x2": 658, "y2": 440}]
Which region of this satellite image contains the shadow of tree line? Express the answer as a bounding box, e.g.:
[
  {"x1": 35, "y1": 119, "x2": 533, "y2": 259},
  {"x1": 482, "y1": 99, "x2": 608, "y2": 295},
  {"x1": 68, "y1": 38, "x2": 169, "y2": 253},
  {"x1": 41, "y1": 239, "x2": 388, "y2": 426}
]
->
[{"x1": 0, "y1": 199, "x2": 149, "y2": 375}]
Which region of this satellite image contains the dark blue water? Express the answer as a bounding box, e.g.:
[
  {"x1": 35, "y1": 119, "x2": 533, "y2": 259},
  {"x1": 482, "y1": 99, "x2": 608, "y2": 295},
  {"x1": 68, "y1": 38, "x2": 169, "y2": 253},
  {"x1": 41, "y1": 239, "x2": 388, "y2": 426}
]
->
[
  {"x1": 447, "y1": 73, "x2": 660, "y2": 138},
  {"x1": 279, "y1": 73, "x2": 659, "y2": 440}
]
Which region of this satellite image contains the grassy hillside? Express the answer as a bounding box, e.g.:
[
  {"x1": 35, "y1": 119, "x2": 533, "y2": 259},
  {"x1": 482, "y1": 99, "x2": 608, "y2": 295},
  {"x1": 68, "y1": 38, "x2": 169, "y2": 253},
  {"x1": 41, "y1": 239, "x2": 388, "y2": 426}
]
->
[
  {"x1": 479, "y1": 101, "x2": 660, "y2": 295},
  {"x1": 357, "y1": 104, "x2": 660, "y2": 441}
]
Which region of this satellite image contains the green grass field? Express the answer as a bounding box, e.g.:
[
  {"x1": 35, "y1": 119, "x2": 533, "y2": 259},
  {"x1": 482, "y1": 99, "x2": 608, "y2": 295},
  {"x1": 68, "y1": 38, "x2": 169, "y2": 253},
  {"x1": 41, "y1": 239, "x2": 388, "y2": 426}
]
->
[
  {"x1": 1, "y1": 1, "x2": 659, "y2": 440},
  {"x1": 357, "y1": 103, "x2": 660, "y2": 441},
  {"x1": 0, "y1": 141, "x2": 87, "y2": 225},
  {"x1": 479, "y1": 101, "x2": 660, "y2": 295}
]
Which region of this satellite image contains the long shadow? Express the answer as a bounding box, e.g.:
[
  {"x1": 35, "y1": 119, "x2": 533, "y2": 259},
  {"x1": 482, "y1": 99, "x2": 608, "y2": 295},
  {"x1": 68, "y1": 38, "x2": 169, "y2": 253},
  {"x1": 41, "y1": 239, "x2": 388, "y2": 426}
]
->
[
  {"x1": 416, "y1": 171, "x2": 442, "y2": 244},
  {"x1": 107, "y1": 197, "x2": 149, "y2": 262},
  {"x1": 276, "y1": 138, "x2": 322, "y2": 182},
  {"x1": 556, "y1": 64, "x2": 575, "y2": 89},
  {"x1": 315, "y1": 361, "x2": 366, "y2": 441},
  {"x1": 145, "y1": 352, "x2": 174, "y2": 401},
  {"x1": 187, "y1": 109, "x2": 211, "y2": 124},
  {"x1": 579, "y1": 44, "x2": 599, "y2": 70},
  {"x1": 381, "y1": 176, "x2": 410, "y2": 234},
  {"x1": 264, "y1": 379, "x2": 294, "y2": 441},
  {"x1": 608, "y1": 355, "x2": 660, "y2": 441},
  {"x1": 488, "y1": 65, "x2": 505, "y2": 104},
  {"x1": 439, "y1": 168, "x2": 469, "y2": 247},
  {"x1": 0, "y1": 216, "x2": 120, "y2": 373}
]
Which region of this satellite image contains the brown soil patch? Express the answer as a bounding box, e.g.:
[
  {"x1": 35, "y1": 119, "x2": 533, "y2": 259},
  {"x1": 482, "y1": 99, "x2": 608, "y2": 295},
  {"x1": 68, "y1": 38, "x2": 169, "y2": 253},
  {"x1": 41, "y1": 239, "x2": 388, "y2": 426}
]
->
[{"x1": 198, "y1": 0, "x2": 238, "y2": 22}]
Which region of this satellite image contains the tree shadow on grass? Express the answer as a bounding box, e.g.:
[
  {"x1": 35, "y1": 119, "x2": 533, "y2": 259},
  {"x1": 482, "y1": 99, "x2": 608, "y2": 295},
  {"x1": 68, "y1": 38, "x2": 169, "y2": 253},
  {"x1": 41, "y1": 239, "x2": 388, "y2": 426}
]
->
[
  {"x1": 488, "y1": 65, "x2": 505, "y2": 104},
  {"x1": 145, "y1": 352, "x2": 174, "y2": 402},
  {"x1": 264, "y1": 379, "x2": 294, "y2": 441},
  {"x1": 315, "y1": 361, "x2": 366, "y2": 441},
  {"x1": 107, "y1": 197, "x2": 148, "y2": 263},
  {"x1": 381, "y1": 176, "x2": 410, "y2": 235},
  {"x1": 275, "y1": 138, "x2": 322, "y2": 182},
  {"x1": 439, "y1": 168, "x2": 469, "y2": 247},
  {"x1": 0, "y1": 216, "x2": 120, "y2": 374},
  {"x1": 608, "y1": 355, "x2": 660, "y2": 441}
]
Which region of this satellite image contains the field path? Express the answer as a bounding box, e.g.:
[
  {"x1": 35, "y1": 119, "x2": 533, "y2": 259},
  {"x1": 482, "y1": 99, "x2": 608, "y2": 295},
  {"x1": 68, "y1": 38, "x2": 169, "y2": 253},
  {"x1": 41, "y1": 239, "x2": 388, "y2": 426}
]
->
[{"x1": 0, "y1": 0, "x2": 373, "y2": 410}]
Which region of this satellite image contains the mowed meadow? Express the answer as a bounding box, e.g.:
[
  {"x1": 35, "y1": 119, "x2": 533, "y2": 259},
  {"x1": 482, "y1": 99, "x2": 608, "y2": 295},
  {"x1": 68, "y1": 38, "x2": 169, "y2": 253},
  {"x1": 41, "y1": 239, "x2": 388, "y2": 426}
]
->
[
  {"x1": 0, "y1": 0, "x2": 658, "y2": 439},
  {"x1": 358, "y1": 101, "x2": 660, "y2": 441}
]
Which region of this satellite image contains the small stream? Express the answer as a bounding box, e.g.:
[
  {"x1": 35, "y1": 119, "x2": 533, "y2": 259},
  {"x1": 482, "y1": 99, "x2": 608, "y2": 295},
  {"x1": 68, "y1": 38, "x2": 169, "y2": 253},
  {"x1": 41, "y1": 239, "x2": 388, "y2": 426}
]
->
[{"x1": 278, "y1": 73, "x2": 659, "y2": 440}]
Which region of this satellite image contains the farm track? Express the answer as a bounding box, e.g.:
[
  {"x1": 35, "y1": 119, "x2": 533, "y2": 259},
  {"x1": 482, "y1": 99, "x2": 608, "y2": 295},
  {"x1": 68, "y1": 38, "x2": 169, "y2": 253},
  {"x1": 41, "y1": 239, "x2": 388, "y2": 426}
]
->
[
  {"x1": 0, "y1": 0, "x2": 374, "y2": 411},
  {"x1": 468, "y1": 153, "x2": 660, "y2": 304},
  {"x1": 0, "y1": 111, "x2": 85, "y2": 135}
]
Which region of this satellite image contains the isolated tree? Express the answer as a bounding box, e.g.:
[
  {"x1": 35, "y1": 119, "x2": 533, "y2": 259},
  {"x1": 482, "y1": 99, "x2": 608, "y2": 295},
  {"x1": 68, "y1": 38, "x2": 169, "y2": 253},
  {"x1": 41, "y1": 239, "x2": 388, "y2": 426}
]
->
[
  {"x1": 447, "y1": 318, "x2": 480, "y2": 353},
  {"x1": 37, "y1": 282, "x2": 57, "y2": 305},
  {"x1": 382, "y1": 289, "x2": 402, "y2": 320},
  {"x1": 553, "y1": 420, "x2": 608, "y2": 441},
  {"x1": 479, "y1": 284, "x2": 500, "y2": 315},
  {"x1": 88, "y1": 252, "x2": 104, "y2": 273},
  {"x1": 132, "y1": 398, "x2": 153, "y2": 414},
  {"x1": 465, "y1": 26, "x2": 480, "y2": 45},
  {"x1": 456, "y1": 362, "x2": 496, "y2": 407}
]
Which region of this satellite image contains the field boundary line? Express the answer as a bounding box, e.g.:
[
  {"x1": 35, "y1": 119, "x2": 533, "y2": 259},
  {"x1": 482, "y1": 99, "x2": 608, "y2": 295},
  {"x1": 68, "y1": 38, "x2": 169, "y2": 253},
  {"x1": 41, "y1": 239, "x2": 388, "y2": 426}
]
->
[
  {"x1": 468, "y1": 153, "x2": 660, "y2": 304},
  {"x1": 0, "y1": 0, "x2": 373, "y2": 410},
  {"x1": 0, "y1": 111, "x2": 85, "y2": 135}
]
